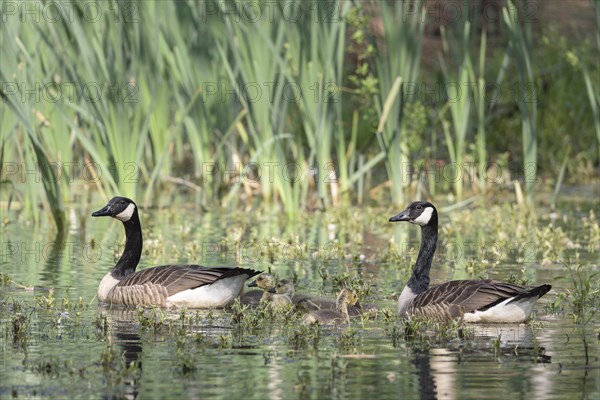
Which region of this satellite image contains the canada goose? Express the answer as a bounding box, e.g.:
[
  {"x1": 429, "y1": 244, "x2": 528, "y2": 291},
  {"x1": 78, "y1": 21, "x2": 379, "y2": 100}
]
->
[
  {"x1": 302, "y1": 288, "x2": 358, "y2": 325},
  {"x1": 389, "y1": 201, "x2": 551, "y2": 322},
  {"x1": 266, "y1": 279, "x2": 294, "y2": 307},
  {"x1": 91, "y1": 196, "x2": 260, "y2": 308},
  {"x1": 240, "y1": 273, "x2": 276, "y2": 306}
]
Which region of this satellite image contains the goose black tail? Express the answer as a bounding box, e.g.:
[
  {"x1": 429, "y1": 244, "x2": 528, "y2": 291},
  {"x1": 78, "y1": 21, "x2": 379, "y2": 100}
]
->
[{"x1": 508, "y1": 284, "x2": 552, "y2": 304}]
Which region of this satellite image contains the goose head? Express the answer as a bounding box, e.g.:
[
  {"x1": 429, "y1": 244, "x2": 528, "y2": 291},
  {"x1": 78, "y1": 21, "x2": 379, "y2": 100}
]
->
[
  {"x1": 338, "y1": 288, "x2": 358, "y2": 306},
  {"x1": 389, "y1": 201, "x2": 437, "y2": 227},
  {"x1": 92, "y1": 196, "x2": 138, "y2": 222},
  {"x1": 268, "y1": 279, "x2": 295, "y2": 297},
  {"x1": 247, "y1": 273, "x2": 275, "y2": 290}
]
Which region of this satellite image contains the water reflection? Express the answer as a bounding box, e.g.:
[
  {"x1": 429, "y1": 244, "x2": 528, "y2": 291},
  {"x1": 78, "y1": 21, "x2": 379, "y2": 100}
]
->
[
  {"x1": 96, "y1": 306, "x2": 242, "y2": 400},
  {"x1": 109, "y1": 331, "x2": 142, "y2": 400},
  {"x1": 412, "y1": 349, "x2": 438, "y2": 399},
  {"x1": 99, "y1": 307, "x2": 143, "y2": 400},
  {"x1": 473, "y1": 323, "x2": 552, "y2": 367},
  {"x1": 408, "y1": 324, "x2": 553, "y2": 400}
]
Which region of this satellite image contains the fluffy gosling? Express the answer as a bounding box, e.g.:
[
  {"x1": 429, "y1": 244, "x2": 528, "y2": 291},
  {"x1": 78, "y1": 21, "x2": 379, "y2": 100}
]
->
[{"x1": 302, "y1": 288, "x2": 358, "y2": 325}]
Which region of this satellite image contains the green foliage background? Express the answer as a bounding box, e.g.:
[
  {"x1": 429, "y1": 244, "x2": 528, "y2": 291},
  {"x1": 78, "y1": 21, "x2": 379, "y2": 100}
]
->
[{"x1": 1, "y1": 0, "x2": 598, "y2": 230}]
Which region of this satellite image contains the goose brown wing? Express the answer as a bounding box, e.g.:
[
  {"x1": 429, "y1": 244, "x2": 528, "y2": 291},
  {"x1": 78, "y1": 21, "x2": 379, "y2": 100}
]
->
[
  {"x1": 412, "y1": 280, "x2": 528, "y2": 314},
  {"x1": 116, "y1": 266, "x2": 259, "y2": 297}
]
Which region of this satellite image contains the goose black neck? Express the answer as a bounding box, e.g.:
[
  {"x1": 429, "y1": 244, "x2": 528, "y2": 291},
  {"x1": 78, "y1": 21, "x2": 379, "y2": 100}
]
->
[
  {"x1": 113, "y1": 212, "x2": 142, "y2": 278},
  {"x1": 407, "y1": 223, "x2": 438, "y2": 294}
]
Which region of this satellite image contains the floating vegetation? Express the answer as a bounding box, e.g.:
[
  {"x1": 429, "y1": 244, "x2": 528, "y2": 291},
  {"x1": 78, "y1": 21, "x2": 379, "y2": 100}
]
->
[
  {"x1": 137, "y1": 306, "x2": 168, "y2": 334},
  {"x1": 35, "y1": 293, "x2": 55, "y2": 309},
  {"x1": 0, "y1": 273, "x2": 11, "y2": 286},
  {"x1": 386, "y1": 317, "x2": 475, "y2": 347},
  {"x1": 12, "y1": 312, "x2": 30, "y2": 343},
  {"x1": 285, "y1": 322, "x2": 321, "y2": 351},
  {"x1": 336, "y1": 328, "x2": 360, "y2": 352}
]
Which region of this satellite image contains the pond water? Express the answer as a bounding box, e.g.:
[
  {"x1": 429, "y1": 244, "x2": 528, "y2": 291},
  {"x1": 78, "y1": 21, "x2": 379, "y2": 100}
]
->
[{"x1": 1, "y1": 200, "x2": 598, "y2": 399}]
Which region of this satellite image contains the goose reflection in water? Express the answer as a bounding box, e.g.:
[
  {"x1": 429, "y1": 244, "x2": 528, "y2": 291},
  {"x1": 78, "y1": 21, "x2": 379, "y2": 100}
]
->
[
  {"x1": 108, "y1": 331, "x2": 142, "y2": 400},
  {"x1": 408, "y1": 324, "x2": 552, "y2": 400},
  {"x1": 96, "y1": 306, "x2": 236, "y2": 400},
  {"x1": 98, "y1": 307, "x2": 143, "y2": 400}
]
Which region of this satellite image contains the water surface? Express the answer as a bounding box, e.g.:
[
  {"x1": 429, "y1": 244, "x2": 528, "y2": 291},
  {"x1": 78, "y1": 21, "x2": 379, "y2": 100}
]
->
[{"x1": 1, "y1": 203, "x2": 598, "y2": 399}]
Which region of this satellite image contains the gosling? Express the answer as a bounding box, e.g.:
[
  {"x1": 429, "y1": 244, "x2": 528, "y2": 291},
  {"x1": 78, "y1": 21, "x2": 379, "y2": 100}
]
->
[
  {"x1": 296, "y1": 296, "x2": 368, "y2": 317},
  {"x1": 302, "y1": 288, "x2": 358, "y2": 325},
  {"x1": 240, "y1": 273, "x2": 275, "y2": 306},
  {"x1": 267, "y1": 279, "x2": 294, "y2": 307}
]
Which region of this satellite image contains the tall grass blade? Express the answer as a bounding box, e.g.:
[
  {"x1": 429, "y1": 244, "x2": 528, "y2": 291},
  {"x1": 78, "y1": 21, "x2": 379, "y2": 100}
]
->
[
  {"x1": 374, "y1": 1, "x2": 425, "y2": 206},
  {"x1": 582, "y1": 67, "x2": 600, "y2": 162},
  {"x1": 503, "y1": 0, "x2": 537, "y2": 207}
]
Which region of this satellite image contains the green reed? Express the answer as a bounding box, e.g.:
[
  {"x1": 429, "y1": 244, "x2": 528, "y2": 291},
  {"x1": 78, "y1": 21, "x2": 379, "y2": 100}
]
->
[
  {"x1": 473, "y1": 30, "x2": 489, "y2": 196},
  {"x1": 284, "y1": 0, "x2": 351, "y2": 208},
  {"x1": 439, "y1": 22, "x2": 474, "y2": 201},
  {"x1": 374, "y1": 1, "x2": 425, "y2": 207},
  {"x1": 217, "y1": 3, "x2": 298, "y2": 212},
  {"x1": 592, "y1": 1, "x2": 600, "y2": 161},
  {"x1": 503, "y1": 0, "x2": 537, "y2": 207},
  {"x1": 1, "y1": 13, "x2": 67, "y2": 232},
  {"x1": 1, "y1": 0, "x2": 598, "y2": 228}
]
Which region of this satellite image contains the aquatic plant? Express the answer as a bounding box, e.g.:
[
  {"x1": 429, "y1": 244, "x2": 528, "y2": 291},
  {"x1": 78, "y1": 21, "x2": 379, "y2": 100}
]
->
[
  {"x1": 94, "y1": 314, "x2": 109, "y2": 340},
  {"x1": 0, "y1": 273, "x2": 11, "y2": 286},
  {"x1": 286, "y1": 322, "x2": 321, "y2": 351},
  {"x1": 545, "y1": 259, "x2": 599, "y2": 367},
  {"x1": 502, "y1": 0, "x2": 538, "y2": 207},
  {"x1": 176, "y1": 351, "x2": 197, "y2": 375},
  {"x1": 35, "y1": 292, "x2": 56, "y2": 309},
  {"x1": 137, "y1": 306, "x2": 168, "y2": 334},
  {"x1": 439, "y1": 22, "x2": 475, "y2": 201},
  {"x1": 385, "y1": 315, "x2": 474, "y2": 349},
  {"x1": 374, "y1": 1, "x2": 425, "y2": 207},
  {"x1": 12, "y1": 312, "x2": 30, "y2": 343},
  {"x1": 335, "y1": 327, "x2": 360, "y2": 351}
]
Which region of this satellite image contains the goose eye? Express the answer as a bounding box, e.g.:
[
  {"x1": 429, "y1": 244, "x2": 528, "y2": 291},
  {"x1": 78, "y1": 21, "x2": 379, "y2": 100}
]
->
[
  {"x1": 416, "y1": 205, "x2": 422, "y2": 210},
  {"x1": 120, "y1": 200, "x2": 126, "y2": 205}
]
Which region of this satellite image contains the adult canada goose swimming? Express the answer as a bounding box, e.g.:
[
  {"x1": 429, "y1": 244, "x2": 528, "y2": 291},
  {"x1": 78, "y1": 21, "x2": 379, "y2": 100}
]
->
[
  {"x1": 240, "y1": 273, "x2": 276, "y2": 306},
  {"x1": 91, "y1": 196, "x2": 260, "y2": 308},
  {"x1": 302, "y1": 288, "x2": 358, "y2": 325},
  {"x1": 389, "y1": 201, "x2": 551, "y2": 323}
]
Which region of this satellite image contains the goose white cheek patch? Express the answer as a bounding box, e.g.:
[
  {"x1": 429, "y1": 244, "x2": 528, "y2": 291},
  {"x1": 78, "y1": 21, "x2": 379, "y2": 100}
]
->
[
  {"x1": 412, "y1": 207, "x2": 434, "y2": 226},
  {"x1": 115, "y1": 203, "x2": 136, "y2": 222}
]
